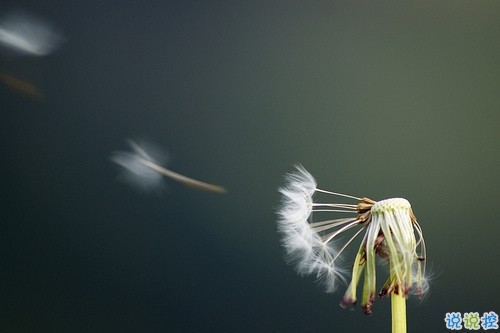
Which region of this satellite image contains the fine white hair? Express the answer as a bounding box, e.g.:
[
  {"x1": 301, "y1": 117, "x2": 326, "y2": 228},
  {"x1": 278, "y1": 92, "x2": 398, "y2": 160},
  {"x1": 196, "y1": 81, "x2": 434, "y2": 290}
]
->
[
  {"x1": 110, "y1": 140, "x2": 167, "y2": 192},
  {"x1": 277, "y1": 165, "x2": 346, "y2": 292}
]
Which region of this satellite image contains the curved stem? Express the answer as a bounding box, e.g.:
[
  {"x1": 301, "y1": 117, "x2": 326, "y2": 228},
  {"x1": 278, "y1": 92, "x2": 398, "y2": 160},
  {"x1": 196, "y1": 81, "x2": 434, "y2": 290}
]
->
[{"x1": 139, "y1": 158, "x2": 227, "y2": 193}]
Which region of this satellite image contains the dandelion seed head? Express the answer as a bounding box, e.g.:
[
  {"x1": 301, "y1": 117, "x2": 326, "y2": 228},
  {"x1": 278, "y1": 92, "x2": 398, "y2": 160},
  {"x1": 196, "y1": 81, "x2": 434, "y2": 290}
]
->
[
  {"x1": 371, "y1": 198, "x2": 411, "y2": 214},
  {"x1": 276, "y1": 165, "x2": 429, "y2": 314}
]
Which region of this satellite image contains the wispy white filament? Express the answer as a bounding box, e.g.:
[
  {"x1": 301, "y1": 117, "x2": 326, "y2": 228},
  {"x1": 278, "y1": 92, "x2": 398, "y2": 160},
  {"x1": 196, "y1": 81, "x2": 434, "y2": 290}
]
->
[
  {"x1": 111, "y1": 140, "x2": 166, "y2": 192},
  {"x1": 277, "y1": 165, "x2": 348, "y2": 292}
]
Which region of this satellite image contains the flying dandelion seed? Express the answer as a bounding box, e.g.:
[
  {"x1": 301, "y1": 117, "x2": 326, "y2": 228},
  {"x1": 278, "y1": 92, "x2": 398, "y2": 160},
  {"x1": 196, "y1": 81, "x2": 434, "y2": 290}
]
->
[
  {"x1": 111, "y1": 140, "x2": 227, "y2": 194},
  {"x1": 277, "y1": 165, "x2": 428, "y2": 318},
  {"x1": 0, "y1": 72, "x2": 44, "y2": 100},
  {"x1": 0, "y1": 10, "x2": 64, "y2": 57}
]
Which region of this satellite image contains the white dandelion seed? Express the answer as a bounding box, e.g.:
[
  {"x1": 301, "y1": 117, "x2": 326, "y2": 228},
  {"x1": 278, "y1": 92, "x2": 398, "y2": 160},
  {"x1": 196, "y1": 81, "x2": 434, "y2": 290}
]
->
[
  {"x1": 111, "y1": 140, "x2": 226, "y2": 194},
  {"x1": 0, "y1": 10, "x2": 64, "y2": 56},
  {"x1": 277, "y1": 165, "x2": 428, "y2": 315}
]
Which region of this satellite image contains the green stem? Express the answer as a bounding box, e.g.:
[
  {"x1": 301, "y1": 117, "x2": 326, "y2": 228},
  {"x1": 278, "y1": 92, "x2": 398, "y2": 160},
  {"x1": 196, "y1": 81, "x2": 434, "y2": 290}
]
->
[{"x1": 391, "y1": 291, "x2": 406, "y2": 333}]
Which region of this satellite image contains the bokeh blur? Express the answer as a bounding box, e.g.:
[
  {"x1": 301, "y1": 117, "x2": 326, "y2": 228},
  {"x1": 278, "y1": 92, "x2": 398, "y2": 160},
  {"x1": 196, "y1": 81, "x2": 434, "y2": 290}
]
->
[{"x1": 1, "y1": 1, "x2": 499, "y2": 332}]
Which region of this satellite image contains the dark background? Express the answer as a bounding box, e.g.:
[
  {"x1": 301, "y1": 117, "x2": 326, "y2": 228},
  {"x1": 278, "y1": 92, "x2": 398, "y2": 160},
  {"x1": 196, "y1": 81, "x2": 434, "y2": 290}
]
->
[{"x1": 1, "y1": 1, "x2": 499, "y2": 332}]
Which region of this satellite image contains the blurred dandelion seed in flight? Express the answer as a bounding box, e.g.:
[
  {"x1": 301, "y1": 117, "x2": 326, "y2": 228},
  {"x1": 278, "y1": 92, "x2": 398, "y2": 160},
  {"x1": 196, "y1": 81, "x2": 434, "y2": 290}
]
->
[
  {"x1": 277, "y1": 165, "x2": 428, "y2": 317},
  {"x1": 0, "y1": 72, "x2": 44, "y2": 100},
  {"x1": 0, "y1": 10, "x2": 64, "y2": 100},
  {"x1": 111, "y1": 140, "x2": 226, "y2": 194},
  {"x1": 0, "y1": 10, "x2": 64, "y2": 57}
]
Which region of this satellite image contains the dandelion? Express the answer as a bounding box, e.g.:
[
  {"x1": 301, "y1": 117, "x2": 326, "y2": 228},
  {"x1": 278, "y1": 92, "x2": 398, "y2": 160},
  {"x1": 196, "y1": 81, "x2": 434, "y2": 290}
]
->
[
  {"x1": 111, "y1": 140, "x2": 226, "y2": 194},
  {"x1": 277, "y1": 165, "x2": 428, "y2": 332},
  {"x1": 0, "y1": 10, "x2": 64, "y2": 57}
]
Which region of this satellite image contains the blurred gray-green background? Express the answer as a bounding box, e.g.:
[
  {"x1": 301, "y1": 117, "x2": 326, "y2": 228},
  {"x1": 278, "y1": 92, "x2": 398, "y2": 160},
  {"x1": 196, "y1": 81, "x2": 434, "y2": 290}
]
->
[{"x1": 1, "y1": 1, "x2": 499, "y2": 332}]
